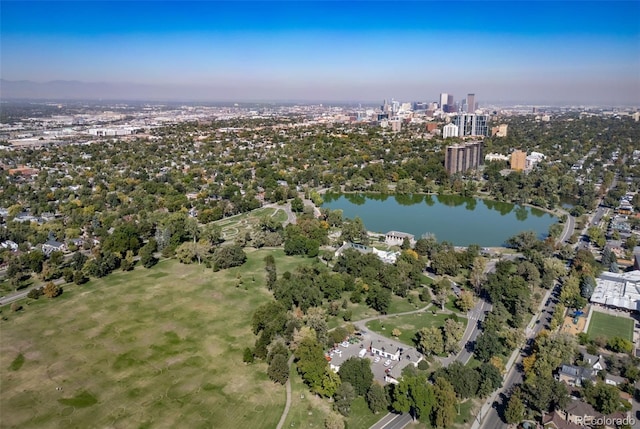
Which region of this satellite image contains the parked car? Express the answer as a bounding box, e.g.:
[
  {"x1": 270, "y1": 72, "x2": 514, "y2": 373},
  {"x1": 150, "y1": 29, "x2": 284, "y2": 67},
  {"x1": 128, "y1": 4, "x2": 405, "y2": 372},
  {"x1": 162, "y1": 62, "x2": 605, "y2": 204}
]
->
[
  {"x1": 374, "y1": 356, "x2": 381, "y2": 363},
  {"x1": 384, "y1": 359, "x2": 391, "y2": 367}
]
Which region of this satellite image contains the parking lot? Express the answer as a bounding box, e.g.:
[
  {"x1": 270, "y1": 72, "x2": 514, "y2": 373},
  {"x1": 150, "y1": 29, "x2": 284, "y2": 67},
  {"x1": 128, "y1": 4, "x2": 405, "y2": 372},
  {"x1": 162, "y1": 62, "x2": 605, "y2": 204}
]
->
[{"x1": 327, "y1": 332, "x2": 422, "y2": 384}]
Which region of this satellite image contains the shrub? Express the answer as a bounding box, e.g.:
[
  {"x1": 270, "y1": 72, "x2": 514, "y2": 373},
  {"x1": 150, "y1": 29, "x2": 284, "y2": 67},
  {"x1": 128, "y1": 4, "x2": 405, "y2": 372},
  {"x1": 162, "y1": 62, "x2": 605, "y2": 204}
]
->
[
  {"x1": 43, "y1": 282, "x2": 62, "y2": 298},
  {"x1": 27, "y1": 287, "x2": 43, "y2": 299}
]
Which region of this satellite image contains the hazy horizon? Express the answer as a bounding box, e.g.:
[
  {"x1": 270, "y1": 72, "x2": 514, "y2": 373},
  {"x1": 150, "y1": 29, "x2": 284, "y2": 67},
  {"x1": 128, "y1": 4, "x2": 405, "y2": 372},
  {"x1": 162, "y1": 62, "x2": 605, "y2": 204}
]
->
[{"x1": 2, "y1": 1, "x2": 639, "y2": 106}]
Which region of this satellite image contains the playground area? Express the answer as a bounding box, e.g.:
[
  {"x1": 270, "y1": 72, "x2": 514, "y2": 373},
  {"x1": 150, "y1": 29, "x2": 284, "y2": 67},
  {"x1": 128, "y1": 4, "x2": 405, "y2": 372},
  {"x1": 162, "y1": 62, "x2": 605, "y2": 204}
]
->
[{"x1": 560, "y1": 306, "x2": 590, "y2": 336}]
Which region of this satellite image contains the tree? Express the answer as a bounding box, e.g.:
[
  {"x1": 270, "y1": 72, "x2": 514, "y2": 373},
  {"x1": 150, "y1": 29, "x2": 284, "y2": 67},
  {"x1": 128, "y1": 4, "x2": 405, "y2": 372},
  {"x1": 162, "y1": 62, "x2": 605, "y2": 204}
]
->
[
  {"x1": 338, "y1": 357, "x2": 373, "y2": 396},
  {"x1": 469, "y1": 257, "x2": 487, "y2": 292},
  {"x1": 435, "y1": 361, "x2": 479, "y2": 399},
  {"x1": 340, "y1": 217, "x2": 369, "y2": 245},
  {"x1": 296, "y1": 337, "x2": 329, "y2": 394},
  {"x1": 366, "y1": 286, "x2": 391, "y2": 314},
  {"x1": 474, "y1": 330, "x2": 504, "y2": 362},
  {"x1": 431, "y1": 377, "x2": 456, "y2": 429},
  {"x1": 139, "y1": 239, "x2": 158, "y2": 268},
  {"x1": 305, "y1": 307, "x2": 329, "y2": 346},
  {"x1": 504, "y1": 390, "x2": 525, "y2": 424},
  {"x1": 391, "y1": 375, "x2": 435, "y2": 422},
  {"x1": 432, "y1": 278, "x2": 451, "y2": 311},
  {"x1": 560, "y1": 275, "x2": 585, "y2": 309},
  {"x1": 291, "y1": 197, "x2": 304, "y2": 213},
  {"x1": 443, "y1": 318, "x2": 464, "y2": 354},
  {"x1": 583, "y1": 381, "x2": 621, "y2": 414},
  {"x1": 549, "y1": 303, "x2": 566, "y2": 331},
  {"x1": 27, "y1": 287, "x2": 43, "y2": 299},
  {"x1": 43, "y1": 281, "x2": 62, "y2": 298},
  {"x1": 430, "y1": 250, "x2": 460, "y2": 276},
  {"x1": 324, "y1": 413, "x2": 345, "y2": 429},
  {"x1": 334, "y1": 382, "x2": 356, "y2": 416},
  {"x1": 416, "y1": 327, "x2": 444, "y2": 356},
  {"x1": 580, "y1": 275, "x2": 596, "y2": 299},
  {"x1": 268, "y1": 353, "x2": 289, "y2": 385},
  {"x1": 243, "y1": 347, "x2": 254, "y2": 364},
  {"x1": 202, "y1": 223, "x2": 223, "y2": 247},
  {"x1": 366, "y1": 382, "x2": 389, "y2": 414},
  {"x1": 212, "y1": 244, "x2": 247, "y2": 270},
  {"x1": 586, "y1": 226, "x2": 606, "y2": 249},
  {"x1": 607, "y1": 337, "x2": 633, "y2": 354},
  {"x1": 456, "y1": 290, "x2": 475, "y2": 312}
]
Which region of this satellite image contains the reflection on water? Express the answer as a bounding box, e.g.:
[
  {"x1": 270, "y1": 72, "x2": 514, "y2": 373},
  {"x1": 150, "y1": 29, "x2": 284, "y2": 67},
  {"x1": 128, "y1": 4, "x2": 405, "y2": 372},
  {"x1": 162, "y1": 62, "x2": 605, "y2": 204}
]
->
[{"x1": 322, "y1": 192, "x2": 557, "y2": 247}]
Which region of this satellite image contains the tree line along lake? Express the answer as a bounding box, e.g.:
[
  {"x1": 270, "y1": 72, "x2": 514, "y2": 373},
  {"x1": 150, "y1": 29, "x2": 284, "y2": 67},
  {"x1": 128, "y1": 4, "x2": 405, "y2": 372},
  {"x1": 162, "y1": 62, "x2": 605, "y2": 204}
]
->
[{"x1": 321, "y1": 193, "x2": 558, "y2": 247}]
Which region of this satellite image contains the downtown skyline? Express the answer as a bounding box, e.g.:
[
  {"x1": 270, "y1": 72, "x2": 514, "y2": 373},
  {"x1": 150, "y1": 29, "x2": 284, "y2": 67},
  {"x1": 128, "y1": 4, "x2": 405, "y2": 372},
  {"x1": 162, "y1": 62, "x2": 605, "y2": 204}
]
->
[{"x1": 1, "y1": 1, "x2": 639, "y2": 105}]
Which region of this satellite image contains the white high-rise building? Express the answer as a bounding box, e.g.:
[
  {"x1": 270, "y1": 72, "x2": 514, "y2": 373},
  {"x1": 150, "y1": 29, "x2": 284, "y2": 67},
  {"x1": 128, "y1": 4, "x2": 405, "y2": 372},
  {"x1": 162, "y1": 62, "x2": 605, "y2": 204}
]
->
[
  {"x1": 439, "y1": 93, "x2": 448, "y2": 109},
  {"x1": 443, "y1": 123, "x2": 458, "y2": 138}
]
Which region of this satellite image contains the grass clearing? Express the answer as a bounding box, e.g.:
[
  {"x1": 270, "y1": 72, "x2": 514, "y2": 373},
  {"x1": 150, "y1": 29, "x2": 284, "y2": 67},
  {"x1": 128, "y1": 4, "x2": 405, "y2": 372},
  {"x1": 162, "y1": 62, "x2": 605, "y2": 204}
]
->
[
  {"x1": 366, "y1": 312, "x2": 467, "y2": 347},
  {"x1": 0, "y1": 249, "x2": 312, "y2": 428},
  {"x1": 587, "y1": 310, "x2": 634, "y2": 342},
  {"x1": 213, "y1": 207, "x2": 282, "y2": 240}
]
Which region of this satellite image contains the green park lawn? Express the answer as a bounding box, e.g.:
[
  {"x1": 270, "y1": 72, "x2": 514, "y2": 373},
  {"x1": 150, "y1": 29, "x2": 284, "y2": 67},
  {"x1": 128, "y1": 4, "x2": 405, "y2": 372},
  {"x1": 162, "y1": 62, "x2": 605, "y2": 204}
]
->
[
  {"x1": 0, "y1": 249, "x2": 312, "y2": 429},
  {"x1": 366, "y1": 312, "x2": 467, "y2": 347},
  {"x1": 587, "y1": 310, "x2": 634, "y2": 342}
]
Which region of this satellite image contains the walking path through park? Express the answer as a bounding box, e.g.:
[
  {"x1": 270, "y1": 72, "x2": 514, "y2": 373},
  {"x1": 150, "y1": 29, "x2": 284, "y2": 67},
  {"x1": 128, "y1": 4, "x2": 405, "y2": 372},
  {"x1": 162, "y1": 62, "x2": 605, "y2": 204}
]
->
[{"x1": 275, "y1": 354, "x2": 296, "y2": 429}]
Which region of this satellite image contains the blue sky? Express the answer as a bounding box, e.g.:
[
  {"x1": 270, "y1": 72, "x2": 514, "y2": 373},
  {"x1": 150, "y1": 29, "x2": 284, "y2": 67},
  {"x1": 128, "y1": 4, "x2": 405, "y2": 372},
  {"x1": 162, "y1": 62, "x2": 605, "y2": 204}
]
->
[{"x1": 2, "y1": 1, "x2": 639, "y2": 104}]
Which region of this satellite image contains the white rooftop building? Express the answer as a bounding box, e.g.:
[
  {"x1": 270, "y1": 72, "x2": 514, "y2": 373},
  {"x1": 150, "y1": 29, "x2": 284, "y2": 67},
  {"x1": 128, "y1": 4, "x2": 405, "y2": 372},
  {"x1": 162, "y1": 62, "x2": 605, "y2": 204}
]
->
[{"x1": 591, "y1": 270, "x2": 640, "y2": 312}]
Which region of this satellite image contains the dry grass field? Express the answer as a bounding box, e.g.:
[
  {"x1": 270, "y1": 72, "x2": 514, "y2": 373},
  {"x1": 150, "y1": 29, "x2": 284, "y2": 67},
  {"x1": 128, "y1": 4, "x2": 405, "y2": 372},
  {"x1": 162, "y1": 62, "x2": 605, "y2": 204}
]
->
[{"x1": 0, "y1": 249, "x2": 311, "y2": 429}]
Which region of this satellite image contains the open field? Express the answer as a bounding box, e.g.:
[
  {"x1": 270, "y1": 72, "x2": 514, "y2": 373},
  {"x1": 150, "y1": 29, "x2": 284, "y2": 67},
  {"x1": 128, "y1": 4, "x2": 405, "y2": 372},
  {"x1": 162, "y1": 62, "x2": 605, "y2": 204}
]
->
[
  {"x1": 366, "y1": 312, "x2": 467, "y2": 347},
  {"x1": 0, "y1": 249, "x2": 312, "y2": 429},
  {"x1": 213, "y1": 207, "x2": 285, "y2": 240},
  {"x1": 587, "y1": 310, "x2": 634, "y2": 342}
]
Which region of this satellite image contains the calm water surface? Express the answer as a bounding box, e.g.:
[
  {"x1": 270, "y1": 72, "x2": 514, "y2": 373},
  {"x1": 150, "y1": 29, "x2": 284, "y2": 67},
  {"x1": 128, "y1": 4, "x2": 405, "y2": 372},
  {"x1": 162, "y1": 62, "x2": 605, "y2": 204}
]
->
[{"x1": 322, "y1": 193, "x2": 557, "y2": 247}]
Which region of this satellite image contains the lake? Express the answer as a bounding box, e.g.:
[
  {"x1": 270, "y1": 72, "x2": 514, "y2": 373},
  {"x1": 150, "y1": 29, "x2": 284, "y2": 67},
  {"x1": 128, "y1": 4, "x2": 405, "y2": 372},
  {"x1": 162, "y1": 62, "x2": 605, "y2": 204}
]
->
[{"x1": 322, "y1": 193, "x2": 558, "y2": 247}]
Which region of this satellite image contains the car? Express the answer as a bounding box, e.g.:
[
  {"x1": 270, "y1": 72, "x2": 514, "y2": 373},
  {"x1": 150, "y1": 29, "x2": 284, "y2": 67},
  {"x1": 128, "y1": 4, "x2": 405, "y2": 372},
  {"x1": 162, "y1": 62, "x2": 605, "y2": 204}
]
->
[
  {"x1": 374, "y1": 356, "x2": 381, "y2": 363},
  {"x1": 334, "y1": 349, "x2": 342, "y2": 356},
  {"x1": 384, "y1": 359, "x2": 391, "y2": 367},
  {"x1": 341, "y1": 341, "x2": 349, "y2": 348}
]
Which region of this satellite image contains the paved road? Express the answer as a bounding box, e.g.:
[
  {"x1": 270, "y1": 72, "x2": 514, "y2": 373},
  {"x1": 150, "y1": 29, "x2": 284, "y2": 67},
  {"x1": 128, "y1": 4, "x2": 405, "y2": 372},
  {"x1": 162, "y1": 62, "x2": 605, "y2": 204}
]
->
[
  {"x1": 476, "y1": 282, "x2": 560, "y2": 429},
  {"x1": 0, "y1": 277, "x2": 66, "y2": 306},
  {"x1": 369, "y1": 412, "x2": 413, "y2": 429},
  {"x1": 558, "y1": 213, "x2": 575, "y2": 244}
]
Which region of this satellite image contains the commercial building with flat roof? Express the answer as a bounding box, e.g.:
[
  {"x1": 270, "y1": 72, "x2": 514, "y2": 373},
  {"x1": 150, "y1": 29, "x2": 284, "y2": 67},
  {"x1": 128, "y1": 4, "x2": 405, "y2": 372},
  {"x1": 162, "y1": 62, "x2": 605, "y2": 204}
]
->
[{"x1": 590, "y1": 270, "x2": 640, "y2": 312}]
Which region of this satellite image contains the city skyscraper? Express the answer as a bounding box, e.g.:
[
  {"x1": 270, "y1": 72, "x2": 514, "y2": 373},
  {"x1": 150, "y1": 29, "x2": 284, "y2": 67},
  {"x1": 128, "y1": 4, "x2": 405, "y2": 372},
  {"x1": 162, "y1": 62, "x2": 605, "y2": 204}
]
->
[
  {"x1": 466, "y1": 93, "x2": 476, "y2": 113},
  {"x1": 439, "y1": 93, "x2": 448, "y2": 110},
  {"x1": 454, "y1": 113, "x2": 489, "y2": 137}
]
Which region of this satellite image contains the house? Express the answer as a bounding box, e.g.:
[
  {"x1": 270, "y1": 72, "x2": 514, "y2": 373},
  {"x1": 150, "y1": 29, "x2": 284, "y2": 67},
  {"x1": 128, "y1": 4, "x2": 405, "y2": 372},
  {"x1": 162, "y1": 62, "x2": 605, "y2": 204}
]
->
[
  {"x1": 542, "y1": 410, "x2": 581, "y2": 429},
  {"x1": 558, "y1": 399, "x2": 629, "y2": 429},
  {"x1": 580, "y1": 352, "x2": 606, "y2": 372},
  {"x1": 67, "y1": 238, "x2": 84, "y2": 248},
  {"x1": 42, "y1": 240, "x2": 66, "y2": 255},
  {"x1": 604, "y1": 373, "x2": 626, "y2": 386},
  {"x1": 556, "y1": 364, "x2": 593, "y2": 387}
]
